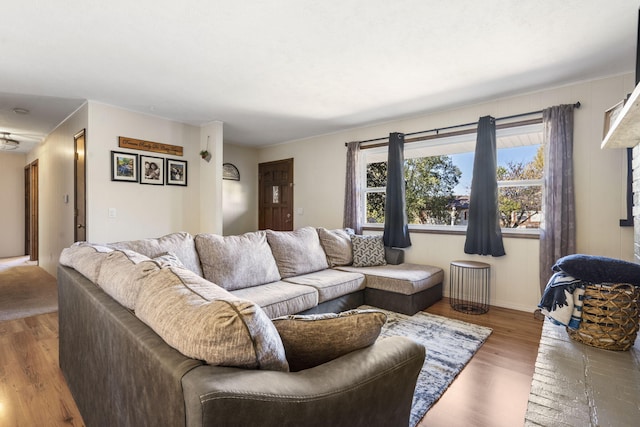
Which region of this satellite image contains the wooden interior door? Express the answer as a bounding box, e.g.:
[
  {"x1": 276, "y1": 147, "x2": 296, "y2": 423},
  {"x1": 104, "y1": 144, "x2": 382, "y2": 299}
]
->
[
  {"x1": 24, "y1": 166, "x2": 30, "y2": 256},
  {"x1": 24, "y1": 160, "x2": 38, "y2": 261},
  {"x1": 259, "y1": 158, "x2": 294, "y2": 230},
  {"x1": 74, "y1": 129, "x2": 87, "y2": 242}
]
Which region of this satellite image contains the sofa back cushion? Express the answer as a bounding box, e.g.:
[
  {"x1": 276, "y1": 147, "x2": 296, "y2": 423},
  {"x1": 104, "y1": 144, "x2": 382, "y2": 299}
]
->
[
  {"x1": 59, "y1": 242, "x2": 114, "y2": 282},
  {"x1": 135, "y1": 266, "x2": 289, "y2": 371},
  {"x1": 96, "y1": 249, "x2": 184, "y2": 311},
  {"x1": 195, "y1": 231, "x2": 281, "y2": 290},
  {"x1": 108, "y1": 232, "x2": 203, "y2": 277},
  {"x1": 316, "y1": 227, "x2": 354, "y2": 267},
  {"x1": 266, "y1": 227, "x2": 329, "y2": 279}
]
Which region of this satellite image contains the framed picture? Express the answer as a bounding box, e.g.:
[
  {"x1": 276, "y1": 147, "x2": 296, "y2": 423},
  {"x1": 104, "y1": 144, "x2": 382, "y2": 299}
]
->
[
  {"x1": 140, "y1": 155, "x2": 165, "y2": 185},
  {"x1": 603, "y1": 99, "x2": 625, "y2": 138},
  {"x1": 166, "y1": 158, "x2": 188, "y2": 186},
  {"x1": 111, "y1": 151, "x2": 138, "y2": 182}
]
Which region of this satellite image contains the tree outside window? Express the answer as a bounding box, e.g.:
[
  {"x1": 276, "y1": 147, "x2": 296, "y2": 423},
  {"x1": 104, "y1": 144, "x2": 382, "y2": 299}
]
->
[
  {"x1": 366, "y1": 156, "x2": 461, "y2": 225},
  {"x1": 497, "y1": 145, "x2": 543, "y2": 228}
]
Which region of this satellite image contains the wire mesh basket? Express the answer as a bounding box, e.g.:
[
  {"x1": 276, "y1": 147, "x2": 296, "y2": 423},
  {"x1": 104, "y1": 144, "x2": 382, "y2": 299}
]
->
[{"x1": 567, "y1": 282, "x2": 640, "y2": 351}]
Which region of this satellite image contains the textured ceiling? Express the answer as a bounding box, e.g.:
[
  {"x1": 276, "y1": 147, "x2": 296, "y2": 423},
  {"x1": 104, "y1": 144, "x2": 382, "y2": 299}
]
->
[{"x1": 0, "y1": 0, "x2": 637, "y2": 152}]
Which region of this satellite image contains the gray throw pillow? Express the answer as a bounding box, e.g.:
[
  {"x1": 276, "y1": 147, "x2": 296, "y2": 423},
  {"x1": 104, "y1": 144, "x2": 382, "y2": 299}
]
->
[
  {"x1": 351, "y1": 235, "x2": 387, "y2": 267},
  {"x1": 271, "y1": 309, "x2": 387, "y2": 371}
]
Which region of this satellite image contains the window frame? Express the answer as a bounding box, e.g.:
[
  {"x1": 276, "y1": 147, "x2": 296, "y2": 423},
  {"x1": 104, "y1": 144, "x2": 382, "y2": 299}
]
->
[{"x1": 361, "y1": 122, "x2": 544, "y2": 237}]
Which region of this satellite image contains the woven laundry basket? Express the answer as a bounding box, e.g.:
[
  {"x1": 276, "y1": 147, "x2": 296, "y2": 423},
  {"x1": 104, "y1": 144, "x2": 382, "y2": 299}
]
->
[{"x1": 567, "y1": 283, "x2": 640, "y2": 351}]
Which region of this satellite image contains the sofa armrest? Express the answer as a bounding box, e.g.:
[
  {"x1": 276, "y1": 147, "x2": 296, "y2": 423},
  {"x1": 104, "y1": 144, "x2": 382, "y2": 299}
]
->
[
  {"x1": 58, "y1": 265, "x2": 202, "y2": 427},
  {"x1": 182, "y1": 336, "x2": 425, "y2": 427},
  {"x1": 385, "y1": 246, "x2": 405, "y2": 265}
]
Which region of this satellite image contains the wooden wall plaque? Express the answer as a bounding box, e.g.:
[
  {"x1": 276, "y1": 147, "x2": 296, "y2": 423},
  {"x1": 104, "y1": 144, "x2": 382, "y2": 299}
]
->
[{"x1": 118, "y1": 137, "x2": 183, "y2": 156}]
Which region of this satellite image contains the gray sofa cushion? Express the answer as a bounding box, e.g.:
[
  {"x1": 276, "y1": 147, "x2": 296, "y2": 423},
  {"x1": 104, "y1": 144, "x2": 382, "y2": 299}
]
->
[
  {"x1": 317, "y1": 227, "x2": 354, "y2": 267},
  {"x1": 135, "y1": 266, "x2": 289, "y2": 371},
  {"x1": 266, "y1": 227, "x2": 329, "y2": 278},
  {"x1": 108, "y1": 232, "x2": 203, "y2": 277},
  {"x1": 59, "y1": 242, "x2": 114, "y2": 282},
  {"x1": 195, "y1": 231, "x2": 281, "y2": 291},
  {"x1": 231, "y1": 281, "x2": 319, "y2": 319},
  {"x1": 271, "y1": 309, "x2": 387, "y2": 371},
  {"x1": 283, "y1": 269, "x2": 365, "y2": 303},
  {"x1": 338, "y1": 263, "x2": 444, "y2": 295},
  {"x1": 96, "y1": 249, "x2": 159, "y2": 310}
]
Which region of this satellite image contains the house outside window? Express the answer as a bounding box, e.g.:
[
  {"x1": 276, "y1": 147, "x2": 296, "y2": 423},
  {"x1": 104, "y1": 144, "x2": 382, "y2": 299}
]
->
[{"x1": 362, "y1": 122, "x2": 543, "y2": 233}]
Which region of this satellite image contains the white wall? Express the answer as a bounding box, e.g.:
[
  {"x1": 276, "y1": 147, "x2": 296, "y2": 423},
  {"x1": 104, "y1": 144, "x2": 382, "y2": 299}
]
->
[
  {"x1": 0, "y1": 152, "x2": 27, "y2": 257},
  {"x1": 27, "y1": 103, "x2": 89, "y2": 274},
  {"x1": 29, "y1": 101, "x2": 224, "y2": 276},
  {"x1": 258, "y1": 73, "x2": 636, "y2": 312},
  {"x1": 199, "y1": 121, "x2": 223, "y2": 234},
  {"x1": 86, "y1": 102, "x2": 202, "y2": 243},
  {"x1": 223, "y1": 143, "x2": 259, "y2": 235}
]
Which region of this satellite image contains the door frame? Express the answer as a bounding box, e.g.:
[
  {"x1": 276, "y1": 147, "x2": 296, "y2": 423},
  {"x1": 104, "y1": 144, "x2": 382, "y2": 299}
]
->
[
  {"x1": 74, "y1": 129, "x2": 87, "y2": 242},
  {"x1": 24, "y1": 159, "x2": 38, "y2": 261}
]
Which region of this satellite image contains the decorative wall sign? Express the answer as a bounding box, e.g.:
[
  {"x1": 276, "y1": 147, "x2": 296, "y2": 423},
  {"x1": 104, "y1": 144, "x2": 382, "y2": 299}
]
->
[
  {"x1": 223, "y1": 163, "x2": 240, "y2": 181},
  {"x1": 119, "y1": 136, "x2": 183, "y2": 156},
  {"x1": 111, "y1": 151, "x2": 138, "y2": 182},
  {"x1": 167, "y1": 159, "x2": 188, "y2": 186},
  {"x1": 139, "y1": 155, "x2": 165, "y2": 185}
]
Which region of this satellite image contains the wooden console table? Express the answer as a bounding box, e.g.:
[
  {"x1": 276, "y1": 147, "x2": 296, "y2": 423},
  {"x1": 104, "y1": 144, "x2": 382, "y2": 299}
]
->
[{"x1": 525, "y1": 319, "x2": 640, "y2": 426}]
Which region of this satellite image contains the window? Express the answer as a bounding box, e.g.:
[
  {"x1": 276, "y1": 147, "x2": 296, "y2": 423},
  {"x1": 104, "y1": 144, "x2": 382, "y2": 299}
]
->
[{"x1": 363, "y1": 122, "x2": 543, "y2": 232}]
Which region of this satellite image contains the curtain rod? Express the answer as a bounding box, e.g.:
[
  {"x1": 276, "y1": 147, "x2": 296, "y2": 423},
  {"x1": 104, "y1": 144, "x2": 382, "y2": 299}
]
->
[{"x1": 345, "y1": 102, "x2": 581, "y2": 147}]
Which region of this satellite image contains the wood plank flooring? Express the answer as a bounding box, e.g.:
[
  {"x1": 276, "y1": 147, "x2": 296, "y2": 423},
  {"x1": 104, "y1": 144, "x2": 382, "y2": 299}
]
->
[
  {"x1": 0, "y1": 312, "x2": 84, "y2": 426},
  {"x1": 420, "y1": 299, "x2": 543, "y2": 427},
  {"x1": 0, "y1": 299, "x2": 542, "y2": 427}
]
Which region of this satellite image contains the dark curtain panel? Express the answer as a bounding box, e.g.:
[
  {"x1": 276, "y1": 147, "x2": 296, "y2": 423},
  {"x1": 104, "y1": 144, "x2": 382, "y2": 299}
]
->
[
  {"x1": 343, "y1": 141, "x2": 362, "y2": 234},
  {"x1": 464, "y1": 116, "x2": 506, "y2": 257},
  {"x1": 383, "y1": 132, "x2": 411, "y2": 248},
  {"x1": 539, "y1": 104, "x2": 575, "y2": 293}
]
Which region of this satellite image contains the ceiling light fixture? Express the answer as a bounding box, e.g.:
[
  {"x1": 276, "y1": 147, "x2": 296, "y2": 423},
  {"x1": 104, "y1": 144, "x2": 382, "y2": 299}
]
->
[
  {"x1": 12, "y1": 107, "x2": 30, "y2": 115},
  {"x1": 0, "y1": 132, "x2": 19, "y2": 150}
]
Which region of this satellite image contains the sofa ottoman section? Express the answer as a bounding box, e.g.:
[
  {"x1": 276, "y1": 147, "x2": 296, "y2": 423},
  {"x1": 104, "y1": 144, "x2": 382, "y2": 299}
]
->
[
  {"x1": 231, "y1": 281, "x2": 319, "y2": 319},
  {"x1": 337, "y1": 263, "x2": 444, "y2": 315}
]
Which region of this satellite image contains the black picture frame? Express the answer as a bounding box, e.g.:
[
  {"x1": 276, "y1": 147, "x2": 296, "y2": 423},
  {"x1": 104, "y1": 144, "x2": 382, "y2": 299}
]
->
[
  {"x1": 140, "y1": 155, "x2": 165, "y2": 185},
  {"x1": 166, "y1": 158, "x2": 188, "y2": 186},
  {"x1": 111, "y1": 151, "x2": 138, "y2": 182}
]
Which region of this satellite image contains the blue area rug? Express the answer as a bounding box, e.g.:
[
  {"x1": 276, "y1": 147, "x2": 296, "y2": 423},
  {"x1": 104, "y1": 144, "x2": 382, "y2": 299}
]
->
[{"x1": 372, "y1": 307, "x2": 493, "y2": 427}]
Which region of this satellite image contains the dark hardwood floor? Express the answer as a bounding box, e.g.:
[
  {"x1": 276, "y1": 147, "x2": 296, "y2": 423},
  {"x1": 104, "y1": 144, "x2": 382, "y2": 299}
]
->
[{"x1": 0, "y1": 299, "x2": 542, "y2": 427}]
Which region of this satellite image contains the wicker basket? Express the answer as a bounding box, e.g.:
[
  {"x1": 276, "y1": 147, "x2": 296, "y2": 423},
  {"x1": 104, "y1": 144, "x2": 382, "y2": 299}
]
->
[{"x1": 567, "y1": 282, "x2": 640, "y2": 351}]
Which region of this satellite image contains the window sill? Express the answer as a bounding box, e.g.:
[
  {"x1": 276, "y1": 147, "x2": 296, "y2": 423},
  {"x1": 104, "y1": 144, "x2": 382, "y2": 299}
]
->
[{"x1": 362, "y1": 224, "x2": 540, "y2": 239}]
